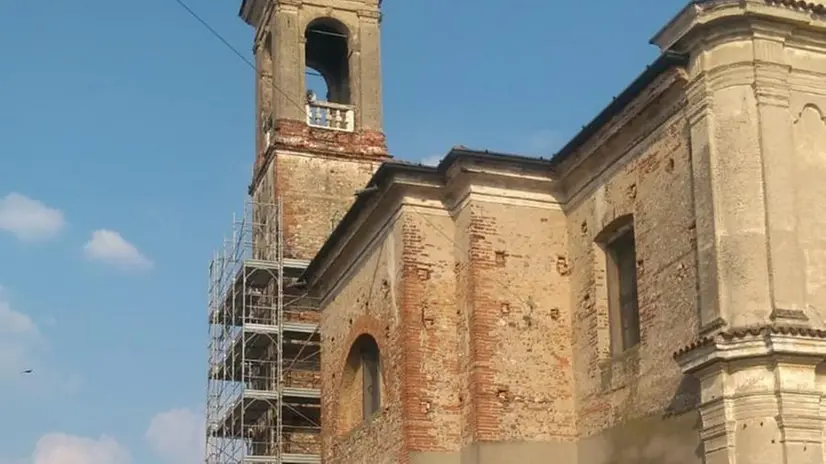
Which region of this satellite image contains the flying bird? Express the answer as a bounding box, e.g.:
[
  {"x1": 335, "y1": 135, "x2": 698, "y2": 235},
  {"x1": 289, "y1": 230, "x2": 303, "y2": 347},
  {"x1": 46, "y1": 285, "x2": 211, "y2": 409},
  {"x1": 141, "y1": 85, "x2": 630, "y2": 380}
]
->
[{"x1": 21, "y1": 369, "x2": 32, "y2": 374}]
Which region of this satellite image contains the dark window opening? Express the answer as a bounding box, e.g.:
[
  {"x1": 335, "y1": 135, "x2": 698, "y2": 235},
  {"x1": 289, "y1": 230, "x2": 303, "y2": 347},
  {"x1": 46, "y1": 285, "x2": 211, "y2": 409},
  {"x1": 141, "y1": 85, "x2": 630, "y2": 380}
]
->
[
  {"x1": 606, "y1": 227, "x2": 640, "y2": 353},
  {"x1": 357, "y1": 335, "x2": 381, "y2": 419},
  {"x1": 305, "y1": 18, "x2": 350, "y2": 104}
]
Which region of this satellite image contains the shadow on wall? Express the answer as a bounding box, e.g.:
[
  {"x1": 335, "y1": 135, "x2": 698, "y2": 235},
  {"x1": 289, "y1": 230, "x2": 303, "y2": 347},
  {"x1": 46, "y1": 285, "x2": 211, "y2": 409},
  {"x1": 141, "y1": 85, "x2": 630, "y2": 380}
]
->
[{"x1": 582, "y1": 376, "x2": 703, "y2": 464}]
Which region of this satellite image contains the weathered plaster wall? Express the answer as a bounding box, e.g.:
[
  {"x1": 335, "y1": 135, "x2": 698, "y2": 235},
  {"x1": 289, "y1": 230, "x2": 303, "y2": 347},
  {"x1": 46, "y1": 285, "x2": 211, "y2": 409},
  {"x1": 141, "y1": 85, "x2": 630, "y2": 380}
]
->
[
  {"x1": 787, "y1": 49, "x2": 826, "y2": 327},
  {"x1": 320, "y1": 210, "x2": 406, "y2": 464},
  {"x1": 451, "y1": 193, "x2": 577, "y2": 458},
  {"x1": 319, "y1": 200, "x2": 463, "y2": 463},
  {"x1": 309, "y1": 67, "x2": 704, "y2": 464},
  {"x1": 317, "y1": 174, "x2": 578, "y2": 463},
  {"x1": 670, "y1": 6, "x2": 826, "y2": 332},
  {"x1": 561, "y1": 83, "x2": 702, "y2": 462}
]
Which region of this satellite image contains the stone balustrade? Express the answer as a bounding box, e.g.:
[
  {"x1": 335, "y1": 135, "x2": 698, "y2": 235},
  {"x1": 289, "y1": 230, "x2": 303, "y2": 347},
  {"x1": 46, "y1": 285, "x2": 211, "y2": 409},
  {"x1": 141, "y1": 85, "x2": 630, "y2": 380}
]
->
[{"x1": 306, "y1": 100, "x2": 354, "y2": 132}]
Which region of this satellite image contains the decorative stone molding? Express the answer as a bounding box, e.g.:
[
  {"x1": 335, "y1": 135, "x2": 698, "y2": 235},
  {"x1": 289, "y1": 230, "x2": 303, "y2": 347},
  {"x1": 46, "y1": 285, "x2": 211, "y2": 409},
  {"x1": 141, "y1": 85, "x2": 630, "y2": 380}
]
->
[
  {"x1": 675, "y1": 324, "x2": 826, "y2": 462},
  {"x1": 653, "y1": 0, "x2": 826, "y2": 53},
  {"x1": 675, "y1": 324, "x2": 826, "y2": 367}
]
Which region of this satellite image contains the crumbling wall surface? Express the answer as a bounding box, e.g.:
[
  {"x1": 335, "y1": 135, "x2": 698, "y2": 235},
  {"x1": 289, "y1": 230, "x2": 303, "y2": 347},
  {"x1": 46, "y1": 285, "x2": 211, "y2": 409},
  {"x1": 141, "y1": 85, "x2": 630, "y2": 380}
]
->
[
  {"x1": 789, "y1": 73, "x2": 826, "y2": 326},
  {"x1": 463, "y1": 200, "x2": 575, "y2": 436},
  {"x1": 267, "y1": 151, "x2": 383, "y2": 261},
  {"x1": 273, "y1": 120, "x2": 388, "y2": 160},
  {"x1": 319, "y1": 201, "x2": 463, "y2": 463},
  {"x1": 564, "y1": 107, "x2": 703, "y2": 462},
  {"x1": 446, "y1": 189, "x2": 577, "y2": 462},
  {"x1": 399, "y1": 208, "x2": 462, "y2": 455},
  {"x1": 320, "y1": 214, "x2": 406, "y2": 464},
  {"x1": 284, "y1": 431, "x2": 321, "y2": 456}
]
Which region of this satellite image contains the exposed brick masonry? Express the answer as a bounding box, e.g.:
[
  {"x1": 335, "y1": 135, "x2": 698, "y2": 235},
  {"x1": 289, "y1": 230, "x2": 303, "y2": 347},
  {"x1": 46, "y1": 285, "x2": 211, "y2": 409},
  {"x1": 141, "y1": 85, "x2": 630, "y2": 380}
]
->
[
  {"x1": 320, "y1": 219, "x2": 406, "y2": 464},
  {"x1": 254, "y1": 150, "x2": 385, "y2": 261}
]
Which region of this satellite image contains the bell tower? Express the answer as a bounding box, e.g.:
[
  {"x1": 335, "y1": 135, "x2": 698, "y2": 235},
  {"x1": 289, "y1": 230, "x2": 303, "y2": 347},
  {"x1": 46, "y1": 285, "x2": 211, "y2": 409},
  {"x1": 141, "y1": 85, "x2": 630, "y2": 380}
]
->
[{"x1": 240, "y1": 0, "x2": 390, "y2": 261}]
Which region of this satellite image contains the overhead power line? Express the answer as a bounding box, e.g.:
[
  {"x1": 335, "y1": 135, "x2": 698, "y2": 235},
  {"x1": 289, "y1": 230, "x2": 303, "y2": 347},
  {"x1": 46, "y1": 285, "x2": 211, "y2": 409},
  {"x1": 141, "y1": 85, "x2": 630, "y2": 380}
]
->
[
  {"x1": 172, "y1": 0, "x2": 632, "y2": 386},
  {"x1": 170, "y1": 0, "x2": 548, "y2": 316},
  {"x1": 170, "y1": 0, "x2": 309, "y2": 117}
]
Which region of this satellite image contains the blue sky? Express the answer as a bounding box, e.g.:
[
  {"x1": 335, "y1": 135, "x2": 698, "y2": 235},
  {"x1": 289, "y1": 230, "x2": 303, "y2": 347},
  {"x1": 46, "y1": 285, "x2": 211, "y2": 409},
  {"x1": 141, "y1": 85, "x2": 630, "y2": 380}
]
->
[{"x1": 0, "y1": 0, "x2": 686, "y2": 462}]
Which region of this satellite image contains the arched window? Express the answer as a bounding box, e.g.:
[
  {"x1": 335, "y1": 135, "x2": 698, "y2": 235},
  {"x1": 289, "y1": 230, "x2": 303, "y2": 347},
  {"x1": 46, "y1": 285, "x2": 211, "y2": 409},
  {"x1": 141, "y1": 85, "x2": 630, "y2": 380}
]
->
[
  {"x1": 304, "y1": 18, "x2": 350, "y2": 104},
  {"x1": 359, "y1": 335, "x2": 381, "y2": 419},
  {"x1": 595, "y1": 214, "x2": 640, "y2": 354},
  {"x1": 342, "y1": 334, "x2": 382, "y2": 427}
]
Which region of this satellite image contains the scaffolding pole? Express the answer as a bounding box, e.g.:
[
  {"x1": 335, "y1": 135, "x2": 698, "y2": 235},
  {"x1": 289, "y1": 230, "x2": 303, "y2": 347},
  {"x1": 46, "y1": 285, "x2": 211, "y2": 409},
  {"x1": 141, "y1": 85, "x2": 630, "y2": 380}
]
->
[{"x1": 206, "y1": 200, "x2": 322, "y2": 464}]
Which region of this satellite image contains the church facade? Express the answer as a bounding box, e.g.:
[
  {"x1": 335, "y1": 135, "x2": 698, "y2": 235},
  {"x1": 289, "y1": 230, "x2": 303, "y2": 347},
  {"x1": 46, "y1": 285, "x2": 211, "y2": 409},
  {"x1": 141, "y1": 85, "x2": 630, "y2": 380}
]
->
[{"x1": 238, "y1": 0, "x2": 826, "y2": 462}]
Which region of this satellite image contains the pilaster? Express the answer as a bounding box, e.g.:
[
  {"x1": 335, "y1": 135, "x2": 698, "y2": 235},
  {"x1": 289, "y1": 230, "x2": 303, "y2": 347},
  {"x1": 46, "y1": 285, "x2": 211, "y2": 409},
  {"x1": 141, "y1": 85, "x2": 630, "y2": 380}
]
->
[
  {"x1": 750, "y1": 21, "x2": 809, "y2": 323},
  {"x1": 354, "y1": 9, "x2": 382, "y2": 131},
  {"x1": 271, "y1": 2, "x2": 303, "y2": 122},
  {"x1": 652, "y1": 0, "x2": 826, "y2": 333},
  {"x1": 686, "y1": 22, "x2": 774, "y2": 331}
]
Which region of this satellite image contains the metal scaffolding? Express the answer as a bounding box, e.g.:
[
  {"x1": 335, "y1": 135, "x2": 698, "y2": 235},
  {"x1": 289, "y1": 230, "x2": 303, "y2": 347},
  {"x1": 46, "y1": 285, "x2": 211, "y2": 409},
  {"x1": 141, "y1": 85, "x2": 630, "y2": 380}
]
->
[{"x1": 206, "y1": 200, "x2": 322, "y2": 464}]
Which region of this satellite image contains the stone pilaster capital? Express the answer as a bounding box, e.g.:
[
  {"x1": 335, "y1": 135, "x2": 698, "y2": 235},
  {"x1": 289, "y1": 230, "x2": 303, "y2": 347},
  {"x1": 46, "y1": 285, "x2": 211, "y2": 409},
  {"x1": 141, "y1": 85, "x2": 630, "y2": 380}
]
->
[
  {"x1": 357, "y1": 9, "x2": 381, "y2": 21},
  {"x1": 674, "y1": 324, "x2": 826, "y2": 376}
]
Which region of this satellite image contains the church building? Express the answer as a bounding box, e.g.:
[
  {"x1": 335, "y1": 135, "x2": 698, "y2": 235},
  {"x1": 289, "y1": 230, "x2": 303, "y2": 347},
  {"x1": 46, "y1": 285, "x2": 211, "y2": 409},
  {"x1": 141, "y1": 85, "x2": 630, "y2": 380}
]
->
[{"x1": 208, "y1": 0, "x2": 826, "y2": 463}]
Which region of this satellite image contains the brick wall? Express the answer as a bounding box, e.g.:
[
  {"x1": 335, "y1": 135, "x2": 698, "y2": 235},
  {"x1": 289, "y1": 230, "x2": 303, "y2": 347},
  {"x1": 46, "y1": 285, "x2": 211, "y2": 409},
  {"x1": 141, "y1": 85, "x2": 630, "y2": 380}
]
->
[
  {"x1": 320, "y1": 217, "x2": 406, "y2": 463},
  {"x1": 251, "y1": 148, "x2": 384, "y2": 262},
  {"x1": 451, "y1": 198, "x2": 576, "y2": 444},
  {"x1": 284, "y1": 430, "x2": 321, "y2": 455},
  {"x1": 311, "y1": 70, "x2": 700, "y2": 462},
  {"x1": 318, "y1": 187, "x2": 577, "y2": 460},
  {"x1": 566, "y1": 112, "x2": 702, "y2": 460},
  {"x1": 399, "y1": 210, "x2": 461, "y2": 454}
]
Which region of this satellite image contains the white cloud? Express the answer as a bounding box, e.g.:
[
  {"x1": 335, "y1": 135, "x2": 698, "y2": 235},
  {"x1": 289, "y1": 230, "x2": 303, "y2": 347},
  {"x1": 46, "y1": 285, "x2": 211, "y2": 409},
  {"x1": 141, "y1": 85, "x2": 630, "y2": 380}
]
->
[
  {"x1": 32, "y1": 434, "x2": 130, "y2": 464},
  {"x1": 421, "y1": 154, "x2": 442, "y2": 166},
  {"x1": 0, "y1": 288, "x2": 42, "y2": 380},
  {"x1": 83, "y1": 229, "x2": 152, "y2": 270},
  {"x1": 0, "y1": 299, "x2": 37, "y2": 336},
  {"x1": 0, "y1": 287, "x2": 79, "y2": 395},
  {"x1": 145, "y1": 408, "x2": 205, "y2": 464},
  {"x1": 0, "y1": 193, "x2": 65, "y2": 242}
]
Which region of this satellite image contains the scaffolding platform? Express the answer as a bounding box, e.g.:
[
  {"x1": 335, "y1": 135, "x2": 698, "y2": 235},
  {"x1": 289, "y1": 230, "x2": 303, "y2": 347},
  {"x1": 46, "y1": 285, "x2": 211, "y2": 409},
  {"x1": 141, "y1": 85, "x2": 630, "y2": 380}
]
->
[
  {"x1": 210, "y1": 334, "x2": 320, "y2": 378},
  {"x1": 210, "y1": 258, "x2": 317, "y2": 327},
  {"x1": 206, "y1": 200, "x2": 322, "y2": 464},
  {"x1": 212, "y1": 388, "x2": 321, "y2": 436},
  {"x1": 215, "y1": 391, "x2": 320, "y2": 424}
]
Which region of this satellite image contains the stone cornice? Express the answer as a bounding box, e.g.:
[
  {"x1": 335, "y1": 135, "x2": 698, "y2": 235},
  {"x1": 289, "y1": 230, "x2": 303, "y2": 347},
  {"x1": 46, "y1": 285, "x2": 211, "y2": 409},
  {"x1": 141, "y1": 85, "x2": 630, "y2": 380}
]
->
[
  {"x1": 248, "y1": 123, "x2": 389, "y2": 196},
  {"x1": 303, "y1": 151, "x2": 558, "y2": 303},
  {"x1": 653, "y1": 0, "x2": 826, "y2": 53},
  {"x1": 239, "y1": 0, "x2": 269, "y2": 28},
  {"x1": 252, "y1": 1, "x2": 276, "y2": 51},
  {"x1": 443, "y1": 163, "x2": 560, "y2": 214},
  {"x1": 674, "y1": 324, "x2": 826, "y2": 374}
]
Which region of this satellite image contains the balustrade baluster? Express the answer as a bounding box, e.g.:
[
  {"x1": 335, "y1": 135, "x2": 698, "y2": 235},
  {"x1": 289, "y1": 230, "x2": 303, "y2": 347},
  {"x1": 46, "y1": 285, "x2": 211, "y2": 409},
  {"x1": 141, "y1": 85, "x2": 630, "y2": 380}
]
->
[{"x1": 305, "y1": 101, "x2": 354, "y2": 131}]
